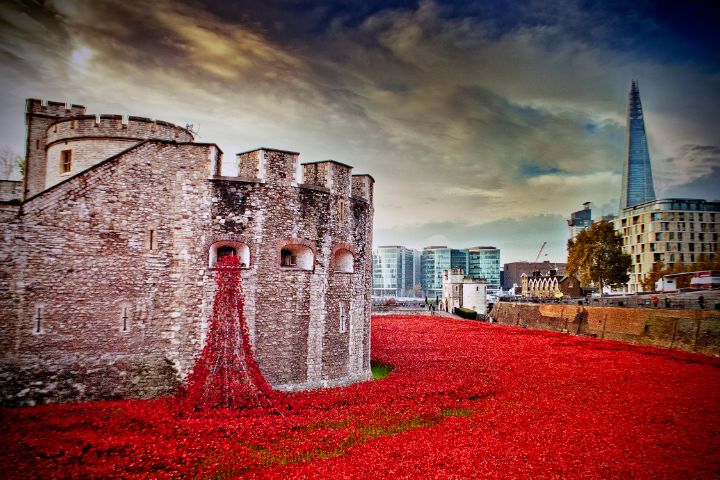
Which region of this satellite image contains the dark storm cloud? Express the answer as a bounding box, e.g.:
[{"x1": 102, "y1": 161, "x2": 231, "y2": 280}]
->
[
  {"x1": 0, "y1": 0, "x2": 718, "y2": 261},
  {"x1": 0, "y1": 0, "x2": 72, "y2": 78}
]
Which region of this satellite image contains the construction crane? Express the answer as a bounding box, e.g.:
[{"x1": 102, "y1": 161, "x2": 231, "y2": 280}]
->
[{"x1": 533, "y1": 242, "x2": 547, "y2": 263}]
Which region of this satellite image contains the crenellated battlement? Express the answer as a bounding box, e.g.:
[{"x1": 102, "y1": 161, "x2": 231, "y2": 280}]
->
[
  {"x1": 302, "y1": 160, "x2": 353, "y2": 196},
  {"x1": 236, "y1": 148, "x2": 300, "y2": 186},
  {"x1": 351, "y1": 174, "x2": 374, "y2": 202},
  {"x1": 234, "y1": 149, "x2": 373, "y2": 200},
  {"x1": 26, "y1": 98, "x2": 86, "y2": 117},
  {"x1": 46, "y1": 114, "x2": 194, "y2": 146}
]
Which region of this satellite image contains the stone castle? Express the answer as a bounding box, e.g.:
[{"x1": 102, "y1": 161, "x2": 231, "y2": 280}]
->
[{"x1": 0, "y1": 99, "x2": 374, "y2": 405}]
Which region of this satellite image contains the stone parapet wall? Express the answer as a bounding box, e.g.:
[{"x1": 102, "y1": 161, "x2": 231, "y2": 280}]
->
[
  {"x1": 0, "y1": 181, "x2": 22, "y2": 202},
  {"x1": 26, "y1": 99, "x2": 86, "y2": 117},
  {"x1": 491, "y1": 302, "x2": 720, "y2": 355},
  {"x1": 301, "y1": 161, "x2": 353, "y2": 195},
  {"x1": 23, "y1": 99, "x2": 194, "y2": 199},
  {"x1": 46, "y1": 115, "x2": 194, "y2": 146}
]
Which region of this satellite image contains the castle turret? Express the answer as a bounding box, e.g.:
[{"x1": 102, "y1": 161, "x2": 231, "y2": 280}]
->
[
  {"x1": 24, "y1": 99, "x2": 87, "y2": 199},
  {"x1": 23, "y1": 99, "x2": 195, "y2": 198}
]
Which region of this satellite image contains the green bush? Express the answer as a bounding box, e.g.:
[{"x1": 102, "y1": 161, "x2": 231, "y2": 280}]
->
[
  {"x1": 454, "y1": 307, "x2": 477, "y2": 320},
  {"x1": 370, "y1": 360, "x2": 393, "y2": 380}
]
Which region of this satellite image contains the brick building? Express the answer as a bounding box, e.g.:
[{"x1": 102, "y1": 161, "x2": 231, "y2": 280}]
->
[
  {"x1": 503, "y1": 261, "x2": 566, "y2": 291},
  {"x1": 0, "y1": 99, "x2": 374, "y2": 405},
  {"x1": 520, "y1": 270, "x2": 582, "y2": 299}
]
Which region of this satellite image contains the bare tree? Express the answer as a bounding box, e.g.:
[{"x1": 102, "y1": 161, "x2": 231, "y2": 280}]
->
[{"x1": 0, "y1": 146, "x2": 23, "y2": 181}]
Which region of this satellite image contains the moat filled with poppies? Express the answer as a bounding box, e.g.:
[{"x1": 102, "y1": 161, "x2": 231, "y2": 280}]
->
[{"x1": 3, "y1": 315, "x2": 719, "y2": 479}]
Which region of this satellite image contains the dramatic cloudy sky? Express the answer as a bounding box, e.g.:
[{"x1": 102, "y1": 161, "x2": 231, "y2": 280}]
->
[{"x1": 1, "y1": 0, "x2": 718, "y2": 263}]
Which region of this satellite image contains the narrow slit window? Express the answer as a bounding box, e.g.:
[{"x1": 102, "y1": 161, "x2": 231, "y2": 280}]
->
[
  {"x1": 338, "y1": 199, "x2": 346, "y2": 222},
  {"x1": 149, "y1": 229, "x2": 156, "y2": 250},
  {"x1": 122, "y1": 307, "x2": 129, "y2": 332},
  {"x1": 60, "y1": 150, "x2": 72, "y2": 173},
  {"x1": 36, "y1": 306, "x2": 43, "y2": 333},
  {"x1": 339, "y1": 304, "x2": 347, "y2": 333}
]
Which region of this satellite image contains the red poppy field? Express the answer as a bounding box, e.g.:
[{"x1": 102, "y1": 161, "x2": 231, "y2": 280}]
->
[{"x1": 2, "y1": 315, "x2": 720, "y2": 479}]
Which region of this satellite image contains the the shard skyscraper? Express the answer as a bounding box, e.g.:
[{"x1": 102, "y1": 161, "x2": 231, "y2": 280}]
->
[{"x1": 620, "y1": 80, "x2": 656, "y2": 210}]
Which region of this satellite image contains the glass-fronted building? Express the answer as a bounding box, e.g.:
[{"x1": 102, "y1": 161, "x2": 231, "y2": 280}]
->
[
  {"x1": 568, "y1": 202, "x2": 592, "y2": 240},
  {"x1": 620, "y1": 80, "x2": 656, "y2": 210},
  {"x1": 421, "y1": 247, "x2": 468, "y2": 301},
  {"x1": 372, "y1": 246, "x2": 416, "y2": 297},
  {"x1": 467, "y1": 246, "x2": 501, "y2": 294}
]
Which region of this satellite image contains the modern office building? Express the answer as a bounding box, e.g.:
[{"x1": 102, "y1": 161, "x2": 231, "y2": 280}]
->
[
  {"x1": 568, "y1": 202, "x2": 592, "y2": 240},
  {"x1": 421, "y1": 246, "x2": 468, "y2": 300},
  {"x1": 620, "y1": 80, "x2": 656, "y2": 210},
  {"x1": 372, "y1": 246, "x2": 416, "y2": 297},
  {"x1": 412, "y1": 249, "x2": 423, "y2": 292},
  {"x1": 503, "y1": 261, "x2": 566, "y2": 291},
  {"x1": 421, "y1": 245, "x2": 501, "y2": 298},
  {"x1": 467, "y1": 246, "x2": 501, "y2": 295},
  {"x1": 613, "y1": 198, "x2": 720, "y2": 293}
]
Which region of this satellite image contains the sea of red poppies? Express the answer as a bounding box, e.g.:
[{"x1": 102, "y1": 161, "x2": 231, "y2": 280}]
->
[{"x1": 3, "y1": 315, "x2": 720, "y2": 479}]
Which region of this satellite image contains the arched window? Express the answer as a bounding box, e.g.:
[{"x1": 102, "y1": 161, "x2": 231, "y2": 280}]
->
[
  {"x1": 280, "y1": 244, "x2": 314, "y2": 271},
  {"x1": 209, "y1": 241, "x2": 250, "y2": 268},
  {"x1": 217, "y1": 246, "x2": 236, "y2": 259},
  {"x1": 334, "y1": 248, "x2": 354, "y2": 273}
]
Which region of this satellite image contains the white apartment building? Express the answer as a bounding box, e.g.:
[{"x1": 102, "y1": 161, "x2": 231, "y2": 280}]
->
[{"x1": 613, "y1": 198, "x2": 719, "y2": 293}]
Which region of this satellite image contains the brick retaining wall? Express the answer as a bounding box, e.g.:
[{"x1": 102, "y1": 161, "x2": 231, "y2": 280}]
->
[{"x1": 491, "y1": 302, "x2": 720, "y2": 355}]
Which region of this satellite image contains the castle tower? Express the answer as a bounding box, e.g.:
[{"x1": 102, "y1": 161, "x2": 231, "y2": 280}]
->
[
  {"x1": 23, "y1": 99, "x2": 87, "y2": 199},
  {"x1": 619, "y1": 80, "x2": 656, "y2": 210}
]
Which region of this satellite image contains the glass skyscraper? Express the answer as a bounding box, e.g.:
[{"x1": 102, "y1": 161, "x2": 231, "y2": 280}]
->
[
  {"x1": 421, "y1": 246, "x2": 501, "y2": 298},
  {"x1": 568, "y1": 202, "x2": 592, "y2": 240},
  {"x1": 467, "y1": 247, "x2": 501, "y2": 294},
  {"x1": 620, "y1": 80, "x2": 656, "y2": 210},
  {"x1": 372, "y1": 246, "x2": 416, "y2": 297},
  {"x1": 420, "y1": 247, "x2": 468, "y2": 300}
]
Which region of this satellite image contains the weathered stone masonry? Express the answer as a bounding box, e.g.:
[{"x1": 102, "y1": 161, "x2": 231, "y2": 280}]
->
[{"x1": 0, "y1": 99, "x2": 374, "y2": 405}]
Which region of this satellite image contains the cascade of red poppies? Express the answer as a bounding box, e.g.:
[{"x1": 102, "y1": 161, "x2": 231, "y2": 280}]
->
[{"x1": 179, "y1": 254, "x2": 273, "y2": 409}]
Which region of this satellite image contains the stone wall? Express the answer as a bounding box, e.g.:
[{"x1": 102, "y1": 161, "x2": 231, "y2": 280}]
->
[
  {"x1": 207, "y1": 149, "x2": 373, "y2": 391},
  {"x1": 45, "y1": 139, "x2": 138, "y2": 189},
  {"x1": 1, "y1": 136, "x2": 373, "y2": 404},
  {"x1": 0, "y1": 141, "x2": 217, "y2": 405},
  {"x1": 46, "y1": 115, "x2": 193, "y2": 146},
  {"x1": 492, "y1": 302, "x2": 720, "y2": 355},
  {"x1": 0, "y1": 181, "x2": 22, "y2": 202}
]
